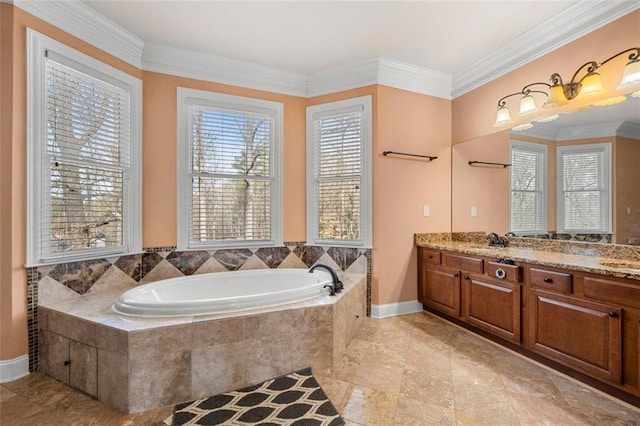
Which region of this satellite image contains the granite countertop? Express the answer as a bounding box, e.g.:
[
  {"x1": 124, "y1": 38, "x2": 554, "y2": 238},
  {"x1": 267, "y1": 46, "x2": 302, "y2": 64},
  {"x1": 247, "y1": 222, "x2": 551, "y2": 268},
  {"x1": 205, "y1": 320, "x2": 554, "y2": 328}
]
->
[{"x1": 416, "y1": 240, "x2": 640, "y2": 282}]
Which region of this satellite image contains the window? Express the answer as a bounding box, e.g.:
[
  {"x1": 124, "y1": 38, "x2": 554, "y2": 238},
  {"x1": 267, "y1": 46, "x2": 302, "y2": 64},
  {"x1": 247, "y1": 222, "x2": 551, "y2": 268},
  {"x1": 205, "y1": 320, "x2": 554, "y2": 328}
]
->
[
  {"x1": 27, "y1": 30, "x2": 142, "y2": 265},
  {"x1": 306, "y1": 96, "x2": 372, "y2": 247},
  {"x1": 177, "y1": 88, "x2": 283, "y2": 249},
  {"x1": 557, "y1": 143, "x2": 611, "y2": 233},
  {"x1": 510, "y1": 141, "x2": 547, "y2": 235}
]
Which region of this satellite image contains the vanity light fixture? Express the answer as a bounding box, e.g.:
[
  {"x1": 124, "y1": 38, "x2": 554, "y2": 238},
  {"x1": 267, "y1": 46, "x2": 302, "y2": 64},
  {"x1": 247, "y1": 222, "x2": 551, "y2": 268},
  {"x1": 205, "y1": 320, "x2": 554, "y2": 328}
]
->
[{"x1": 493, "y1": 47, "x2": 640, "y2": 127}]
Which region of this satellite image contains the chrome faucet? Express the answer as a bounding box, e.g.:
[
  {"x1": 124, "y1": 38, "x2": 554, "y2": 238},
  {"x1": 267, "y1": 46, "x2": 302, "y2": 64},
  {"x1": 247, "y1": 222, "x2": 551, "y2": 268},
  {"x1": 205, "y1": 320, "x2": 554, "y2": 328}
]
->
[
  {"x1": 487, "y1": 232, "x2": 506, "y2": 247},
  {"x1": 309, "y1": 264, "x2": 343, "y2": 295}
]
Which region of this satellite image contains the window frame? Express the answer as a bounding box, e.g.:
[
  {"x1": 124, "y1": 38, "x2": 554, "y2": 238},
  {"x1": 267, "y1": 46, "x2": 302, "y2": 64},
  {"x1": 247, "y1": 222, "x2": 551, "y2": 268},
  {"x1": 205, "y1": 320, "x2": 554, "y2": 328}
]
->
[
  {"x1": 176, "y1": 88, "x2": 283, "y2": 250},
  {"x1": 509, "y1": 140, "x2": 548, "y2": 235},
  {"x1": 26, "y1": 29, "x2": 142, "y2": 266},
  {"x1": 556, "y1": 142, "x2": 612, "y2": 234},
  {"x1": 306, "y1": 96, "x2": 372, "y2": 248}
]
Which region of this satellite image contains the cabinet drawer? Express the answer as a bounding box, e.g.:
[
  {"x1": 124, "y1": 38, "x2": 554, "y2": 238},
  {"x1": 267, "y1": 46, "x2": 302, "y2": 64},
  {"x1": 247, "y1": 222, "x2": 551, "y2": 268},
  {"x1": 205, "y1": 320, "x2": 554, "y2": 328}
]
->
[
  {"x1": 529, "y1": 268, "x2": 572, "y2": 293},
  {"x1": 444, "y1": 253, "x2": 483, "y2": 273},
  {"x1": 421, "y1": 249, "x2": 441, "y2": 265},
  {"x1": 487, "y1": 262, "x2": 521, "y2": 283},
  {"x1": 583, "y1": 276, "x2": 640, "y2": 309}
]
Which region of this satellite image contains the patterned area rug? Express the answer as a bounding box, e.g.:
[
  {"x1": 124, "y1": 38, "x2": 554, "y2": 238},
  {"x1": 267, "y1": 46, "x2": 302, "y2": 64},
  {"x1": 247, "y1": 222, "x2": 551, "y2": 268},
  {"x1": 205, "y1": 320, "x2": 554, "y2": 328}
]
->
[{"x1": 170, "y1": 368, "x2": 344, "y2": 425}]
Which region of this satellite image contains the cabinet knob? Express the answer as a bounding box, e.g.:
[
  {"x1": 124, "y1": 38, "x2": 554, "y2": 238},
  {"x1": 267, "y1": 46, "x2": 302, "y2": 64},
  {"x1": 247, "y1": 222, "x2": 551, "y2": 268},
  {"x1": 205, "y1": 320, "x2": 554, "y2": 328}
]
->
[
  {"x1": 453, "y1": 272, "x2": 459, "y2": 277},
  {"x1": 543, "y1": 277, "x2": 553, "y2": 283},
  {"x1": 608, "y1": 311, "x2": 618, "y2": 318},
  {"x1": 464, "y1": 275, "x2": 469, "y2": 280},
  {"x1": 64, "y1": 360, "x2": 71, "y2": 367},
  {"x1": 428, "y1": 255, "x2": 433, "y2": 259}
]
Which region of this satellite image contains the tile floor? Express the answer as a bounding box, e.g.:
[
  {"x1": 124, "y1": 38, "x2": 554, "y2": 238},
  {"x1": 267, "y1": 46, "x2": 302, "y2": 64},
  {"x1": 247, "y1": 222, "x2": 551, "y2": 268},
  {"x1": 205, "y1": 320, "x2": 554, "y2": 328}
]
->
[{"x1": 2, "y1": 312, "x2": 639, "y2": 425}]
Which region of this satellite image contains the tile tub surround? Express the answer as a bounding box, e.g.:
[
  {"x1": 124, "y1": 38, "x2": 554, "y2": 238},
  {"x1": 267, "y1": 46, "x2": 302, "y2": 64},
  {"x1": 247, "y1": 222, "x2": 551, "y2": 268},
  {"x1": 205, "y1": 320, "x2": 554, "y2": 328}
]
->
[
  {"x1": 38, "y1": 273, "x2": 366, "y2": 413},
  {"x1": 28, "y1": 243, "x2": 372, "y2": 373}
]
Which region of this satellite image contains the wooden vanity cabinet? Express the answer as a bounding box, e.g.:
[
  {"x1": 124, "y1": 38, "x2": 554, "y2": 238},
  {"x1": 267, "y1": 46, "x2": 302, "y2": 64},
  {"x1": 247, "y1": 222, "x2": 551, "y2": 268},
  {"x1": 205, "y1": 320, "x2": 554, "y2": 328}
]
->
[
  {"x1": 528, "y1": 288, "x2": 622, "y2": 384},
  {"x1": 464, "y1": 274, "x2": 521, "y2": 343},
  {"x1": 417, "y1": 246, "x2": 640, "y2": 402},
  {"x1": 421, "y1": 264, "x2": 462, "y2": 317}
]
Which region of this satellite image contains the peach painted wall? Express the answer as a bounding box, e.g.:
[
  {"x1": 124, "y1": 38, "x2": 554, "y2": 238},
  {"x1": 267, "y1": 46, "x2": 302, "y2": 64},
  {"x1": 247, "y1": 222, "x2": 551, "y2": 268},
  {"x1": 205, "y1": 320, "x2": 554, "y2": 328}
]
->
[
  {"x1": 452, "y1": 10, "x2": 640, "y2": 145},
  {"x1": 452, "y1": 131, "x2": 510, "y2": 234},
  {"x1": 375, "y1": 86, "x2": 451, "y2": 305},
  {"x1": 616, "y1": 136, "x2": 640, "y2": 245},
  {"x1": 308, "y1": 85, "x2": 452, "y2": 305},
  {"x1": 141, "y1": 72, "x2": 307, "y2": 247},
  {"x1": 0, "y1": 6, "x2": 142, "y2": 360},
  {"x1": 0, "y1": 2, "x2": 20, "y2": 360}
]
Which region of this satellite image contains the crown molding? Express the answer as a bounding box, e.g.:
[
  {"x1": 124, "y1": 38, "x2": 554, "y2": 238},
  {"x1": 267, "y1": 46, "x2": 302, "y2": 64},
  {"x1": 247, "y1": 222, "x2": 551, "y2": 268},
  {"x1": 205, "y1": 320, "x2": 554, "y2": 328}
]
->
[
  {"x1": 7, "y1": 0, "x2": 636, "y2": 100},
  {"x1": 306, "y1": 57, "x2": 451, "y2": 99},
  {"x1": 617, "y1": 121, "x2": 640, "y2": 140},
  {"x1": 143, "y1": 43, "x2": 308, "y2": 97},
  {"x1": 452, "y1": 1, "x2": 640, "y2": 98},
  {"x1": 517, "y1": 121, "x2": 625, "y2": 141},
  {"x1": 377, "y1": 58, "x2": 452, "y2": 100},
  {"x1": 10, "y1": 0, "x2": 143, "y2": 68},
  {"x1": 306, "y1": 59, "x2": 380, "y2": 97},
  {"x1": 556, "y1": 122, "x2": 622, "y2": 141}
]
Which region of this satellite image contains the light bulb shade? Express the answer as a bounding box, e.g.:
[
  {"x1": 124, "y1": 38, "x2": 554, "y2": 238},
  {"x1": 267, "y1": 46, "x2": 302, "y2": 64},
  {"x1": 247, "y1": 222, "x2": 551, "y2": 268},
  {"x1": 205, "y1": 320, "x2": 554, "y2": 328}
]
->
[
  {"x1": 577, "y1": 72, "x2": 604, "y2": 98},
  {"x1": 542, "y1": 84, "x2": 568, "y2": 108},
  {"x1": 519, "y1": 94, "x2": 538, "y2": 115},
  {"x1": 493, "y1": 106, "x2": 512, "y2": 127},
  {"x1": 616, "y1": 59, "x2": 640, "y2": 91}
]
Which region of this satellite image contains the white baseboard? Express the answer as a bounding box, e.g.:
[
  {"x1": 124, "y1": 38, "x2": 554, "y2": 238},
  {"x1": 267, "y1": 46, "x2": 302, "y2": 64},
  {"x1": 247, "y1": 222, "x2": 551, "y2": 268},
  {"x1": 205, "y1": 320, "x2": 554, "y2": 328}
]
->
[
  {"x1": 0, "y1": 355, "x2": 30, "y2": 383},
  {"x1": 371, "y1": 300, "x2": 423, "y2": 319}
]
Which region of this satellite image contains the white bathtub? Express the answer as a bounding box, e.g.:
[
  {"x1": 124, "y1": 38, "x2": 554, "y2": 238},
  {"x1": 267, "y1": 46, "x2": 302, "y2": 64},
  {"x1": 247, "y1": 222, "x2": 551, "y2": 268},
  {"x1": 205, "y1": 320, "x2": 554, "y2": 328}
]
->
[{"x1": 113, "y1": 268, "x2": 334, "y2": 317}]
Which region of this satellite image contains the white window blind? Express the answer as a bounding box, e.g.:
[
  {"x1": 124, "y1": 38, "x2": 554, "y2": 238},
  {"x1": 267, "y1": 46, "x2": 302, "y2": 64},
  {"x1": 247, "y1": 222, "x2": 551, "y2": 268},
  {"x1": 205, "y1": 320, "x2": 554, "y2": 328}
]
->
[
  {"x1": 44, "y1": 55, "x2": 129, "y2": 256},
  {"x1": 307, "y1": 96, "x2": 372, "y2": 247},
  {"x1": 191, "y1": 106, "x2": 272, "y2": 242},
  {"x1": 27, "y1": 29, "x2": 142, "y2": 265},
  {"x1": 557, "y1": 143, "x2": 611, "y2": 233},
  {"x1": 510, "y1": 141, "x2": 547, "y2": 234},
  {"x1": 177, "y1": 89, "x2": 283, "y2": 249}
]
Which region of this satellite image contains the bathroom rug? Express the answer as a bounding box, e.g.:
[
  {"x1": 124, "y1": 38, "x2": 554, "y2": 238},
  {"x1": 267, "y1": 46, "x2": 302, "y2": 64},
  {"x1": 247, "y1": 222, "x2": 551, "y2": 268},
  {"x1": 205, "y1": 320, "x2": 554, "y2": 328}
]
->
[{"x1": 168, "y1": 367, "x2": 344, "y2": 425}]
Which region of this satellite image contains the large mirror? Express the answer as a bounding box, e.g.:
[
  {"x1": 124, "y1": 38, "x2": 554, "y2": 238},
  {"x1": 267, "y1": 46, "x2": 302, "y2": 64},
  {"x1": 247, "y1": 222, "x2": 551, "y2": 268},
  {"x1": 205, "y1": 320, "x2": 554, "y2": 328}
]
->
[{"x1": 452, "y1": 95, "x2": 640, "y2": 246}]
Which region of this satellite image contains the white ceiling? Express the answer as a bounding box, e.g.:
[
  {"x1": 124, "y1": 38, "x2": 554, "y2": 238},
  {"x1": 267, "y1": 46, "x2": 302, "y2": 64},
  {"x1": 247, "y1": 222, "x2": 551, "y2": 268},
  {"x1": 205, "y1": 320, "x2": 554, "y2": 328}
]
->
[{"x1": 82, "y1": 0, "x2": 578, "y2": 77}]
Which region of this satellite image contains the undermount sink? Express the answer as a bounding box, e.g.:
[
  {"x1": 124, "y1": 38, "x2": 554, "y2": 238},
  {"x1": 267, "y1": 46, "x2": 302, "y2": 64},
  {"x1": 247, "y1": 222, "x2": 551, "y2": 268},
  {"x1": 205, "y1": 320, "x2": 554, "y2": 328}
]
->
[{"x1": 598, "y1": 260, "x2": 640, "y2": 270}]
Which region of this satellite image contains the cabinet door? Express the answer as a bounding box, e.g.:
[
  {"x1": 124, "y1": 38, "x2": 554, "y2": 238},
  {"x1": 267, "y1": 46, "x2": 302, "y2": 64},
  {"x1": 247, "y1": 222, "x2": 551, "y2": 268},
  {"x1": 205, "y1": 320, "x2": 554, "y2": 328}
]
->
[
  {"x1": 529, "y1": 289, "x2": 622, "y2": 384},
  {"x1": 70, "y1": 341, "x2": 98, "y2": 397},
  {"x1": 464, "y1": 275, "x2": 521, "y2": 343},
  {"x1": 46, "y1": 331, "x2": 70, "y2": 385},
  {"x1": 423, "y1": 265, "x2": 461, "y2": 317}
]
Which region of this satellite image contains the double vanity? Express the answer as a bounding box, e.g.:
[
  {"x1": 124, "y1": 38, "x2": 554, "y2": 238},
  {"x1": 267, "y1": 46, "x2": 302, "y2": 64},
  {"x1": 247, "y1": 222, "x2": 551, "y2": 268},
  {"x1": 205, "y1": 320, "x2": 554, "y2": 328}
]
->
[{"x1": 415, "y1": 233, "x2": 640, "y2": 406}]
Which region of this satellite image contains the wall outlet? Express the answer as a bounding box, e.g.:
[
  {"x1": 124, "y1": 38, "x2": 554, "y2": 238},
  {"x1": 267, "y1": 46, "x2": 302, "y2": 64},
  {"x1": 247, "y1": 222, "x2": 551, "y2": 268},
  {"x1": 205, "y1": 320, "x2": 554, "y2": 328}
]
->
[
  {"x1": 423, "y1": 204, "x2": 430, "y2": 217},
  {"x1": 471, "y1": 206, "x2": 477, "y2": 217}
]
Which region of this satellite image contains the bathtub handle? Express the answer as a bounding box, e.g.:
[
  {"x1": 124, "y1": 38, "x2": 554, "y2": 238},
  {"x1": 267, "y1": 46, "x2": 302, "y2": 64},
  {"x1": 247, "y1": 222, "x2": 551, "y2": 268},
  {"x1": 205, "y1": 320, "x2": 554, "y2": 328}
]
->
[{"x1": 323, "y1": 284, "x2": 336, "y2": 296}]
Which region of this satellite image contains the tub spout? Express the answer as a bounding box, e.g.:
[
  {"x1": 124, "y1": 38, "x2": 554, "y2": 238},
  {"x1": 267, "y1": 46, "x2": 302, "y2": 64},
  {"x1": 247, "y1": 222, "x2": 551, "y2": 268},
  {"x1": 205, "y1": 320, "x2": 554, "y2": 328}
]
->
[{"x1": 310, "y1": 264, "x2": 343, "y2": 294}]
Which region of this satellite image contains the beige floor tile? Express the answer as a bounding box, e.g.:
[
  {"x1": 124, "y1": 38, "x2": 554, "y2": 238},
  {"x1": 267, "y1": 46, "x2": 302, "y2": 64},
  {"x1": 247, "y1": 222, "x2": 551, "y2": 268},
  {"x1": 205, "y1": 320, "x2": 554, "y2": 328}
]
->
[
  {"x1": 0, "y1": 385, "x2": 17, "y2": 402},
  {"x1": 341, "y1": 384, "x2": 398, "y2": 426},
  {"x1": 455, "y1": 409, "x2": 518, "y2": 426},
  {"x1": 5, "y1": 312, "x2": 640, "y2": 425},
  {"x1": 508, "y1": 392, "x2": 589, "y2": 426},
  {"x1": 549, "y1": 374, "x2": 640, "y2": 425},
  {"x1": 315, "y1": 374, "x2": 352, "y2": 412},
  {"x1": 394, "y1": 395, "x2": 456, "y2": 425},
  {"x1": 352, "y1": 359, "x2": 405, "y2": 394},
  {"x1": 399, "y1": 364, "x2": 455, "y2": 408},
  {"x1": 453, "y1": 380, "x2": 519, "y2": 425}
]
